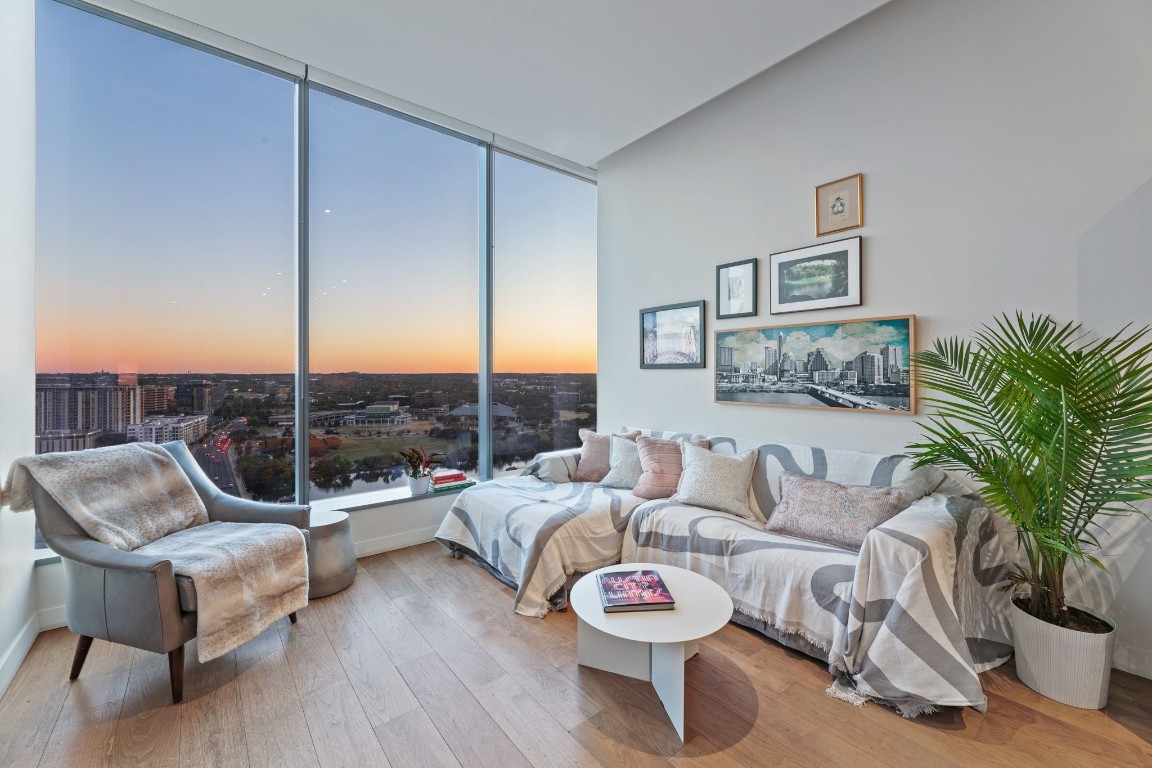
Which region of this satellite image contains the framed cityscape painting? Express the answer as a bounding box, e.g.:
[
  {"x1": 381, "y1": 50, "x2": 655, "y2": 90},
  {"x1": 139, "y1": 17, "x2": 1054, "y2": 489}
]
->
[
  {"x1": 770, "y1": 236, "x2": 861, "y2": 314},
  {"x1": 640, "y1": 300, "x2": 705, "y2": 369},
  {"x1": 716, "y1": 258, "x2": 757, "y2": 319},
  {"x1": 715, "y1": 315, "x2": 915, "y2": 413}
]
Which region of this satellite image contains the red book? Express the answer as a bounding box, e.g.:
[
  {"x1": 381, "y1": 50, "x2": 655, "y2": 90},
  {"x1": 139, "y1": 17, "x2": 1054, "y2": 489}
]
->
[
  {"x1": 596, "y1": 569, "x2": 675, "y2": 612},
  {"x1": 431, "y1": 471, "x2": 467, "y2": 484}
]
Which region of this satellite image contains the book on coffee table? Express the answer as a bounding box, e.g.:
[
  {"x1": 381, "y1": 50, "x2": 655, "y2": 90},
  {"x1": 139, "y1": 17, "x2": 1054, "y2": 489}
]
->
[{"x1": 596, "y1": 569, "x2": 676, "y2": 612}]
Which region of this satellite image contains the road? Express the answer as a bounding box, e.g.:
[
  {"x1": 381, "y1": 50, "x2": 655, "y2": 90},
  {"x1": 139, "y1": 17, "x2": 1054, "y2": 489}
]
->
[{"x1": 191, "y1": 419, "x2": 247, "y2": 499}]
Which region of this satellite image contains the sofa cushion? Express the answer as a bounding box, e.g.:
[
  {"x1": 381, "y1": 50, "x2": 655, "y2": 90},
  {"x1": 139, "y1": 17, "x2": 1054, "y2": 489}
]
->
[
  {"x1": 765, "y1": 472, "x2": 911, "y2": 551},
  {"x1": 705, "y1": 437, "x2": 946, "y2": 523},
  {"x1": 574, "y1": 430, "x2": 640, "y2": 483},
  {"x1": 633, "y1": 435, "x2": 710, "y2": 499},
  {"x1": 600, "y1": 435, "x2": 645, "y2": 489},
  {"x1": 670, "y1": 442, "x2": 758, "y2": 519}
]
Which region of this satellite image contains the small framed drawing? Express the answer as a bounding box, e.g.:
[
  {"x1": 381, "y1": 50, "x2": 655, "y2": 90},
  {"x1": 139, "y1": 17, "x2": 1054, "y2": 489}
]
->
[
  {"x1": 716, "y1": 258, "x2": 757, "y2": 319},
  {"x1": 815, "y1": 172, "x2": 863, "y2": 237},
  {"x1": 770, "y1": 236, "x2": 861, "y2": 315},
  {"x1": 640, "y1": 300, "x2": 706, "y2": 369}
]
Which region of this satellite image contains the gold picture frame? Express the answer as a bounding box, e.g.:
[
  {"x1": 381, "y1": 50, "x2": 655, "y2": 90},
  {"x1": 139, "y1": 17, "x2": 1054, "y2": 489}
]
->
[{"x1": 815, "y1": 173, "x2": 863, "y2": 237}]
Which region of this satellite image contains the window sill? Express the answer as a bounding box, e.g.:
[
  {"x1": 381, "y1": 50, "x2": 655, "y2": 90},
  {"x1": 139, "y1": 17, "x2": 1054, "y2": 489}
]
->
[
  {"x1": 308, "y1": 484, "x2": 474, "y2": 513},
  {"x1": 33, "y1": 548, "x2": 61, "y2": 567}
]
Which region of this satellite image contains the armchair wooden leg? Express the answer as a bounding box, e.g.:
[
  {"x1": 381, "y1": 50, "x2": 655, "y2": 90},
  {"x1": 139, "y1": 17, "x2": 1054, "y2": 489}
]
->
[
  {"x1": 168, "y1": 645, "x2": 184, "y2": 704},
  {"x1": 69, "y1": 635, "x2": 93, "y2": 680},
  {"x1": 288, "y1": 611, "x2": 298, "y2": 624}
]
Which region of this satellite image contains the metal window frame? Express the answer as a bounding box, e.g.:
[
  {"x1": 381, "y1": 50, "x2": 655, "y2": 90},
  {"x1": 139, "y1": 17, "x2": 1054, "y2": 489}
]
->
[{"x1": 49, "y1": 0, "x2": 597, "y2": 505}]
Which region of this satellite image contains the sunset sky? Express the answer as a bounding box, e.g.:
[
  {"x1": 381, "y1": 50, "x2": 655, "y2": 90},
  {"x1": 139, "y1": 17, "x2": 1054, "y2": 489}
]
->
[{"x1": 35, "y1": 0, "x2": 596, "y2": 377}]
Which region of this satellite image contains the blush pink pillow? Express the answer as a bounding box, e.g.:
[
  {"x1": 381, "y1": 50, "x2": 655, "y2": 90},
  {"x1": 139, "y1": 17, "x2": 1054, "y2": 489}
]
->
[
  {"x1": 574, "y1": 430, "x2": 641, "y2": 483},
  {"x1": 632, "y1": 435, "x2": 711, "y2": 499}
]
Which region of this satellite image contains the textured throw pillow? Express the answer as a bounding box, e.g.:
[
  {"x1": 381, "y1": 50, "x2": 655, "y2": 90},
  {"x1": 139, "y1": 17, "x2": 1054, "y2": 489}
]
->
[
  {"x1": 670, "y1": 442, "x2": 758, "y2": 519},
  {"x1": 573, "y1": 429, "x2": 640, "y2": 483},
  {"x1": 598, "y1": 435, "x2": 645, "y2": 490},
  {"x1": 765, "y1": 472, "x2": 911, "y2": 551},
  {"x1": 633, "y1": 435, "x2": 711, "y2": 499}
]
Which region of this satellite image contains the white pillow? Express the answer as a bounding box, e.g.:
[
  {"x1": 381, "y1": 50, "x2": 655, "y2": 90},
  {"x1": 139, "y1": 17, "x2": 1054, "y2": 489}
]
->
[
  {"x1": 599, "y1": 434, "x2": 644, "y2": 490},
  {"x1": 671, "y1": 442, "x2": 758, "y2": 519}
]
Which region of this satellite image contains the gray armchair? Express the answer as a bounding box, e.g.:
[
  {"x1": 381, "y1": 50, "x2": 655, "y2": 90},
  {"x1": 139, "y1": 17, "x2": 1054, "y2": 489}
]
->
[{"x1": 32, "y1": 440, "x2": 310, "y2": 703}]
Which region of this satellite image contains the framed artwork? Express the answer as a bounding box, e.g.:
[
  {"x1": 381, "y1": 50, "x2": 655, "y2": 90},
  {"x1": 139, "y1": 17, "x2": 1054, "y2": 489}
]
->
[
  {"x1": 640, "y1": 300, "x2": 706, "y2": 369},
  {"x1": 769, "y1": 236, "x2": 861, "y2": 314},
  {"x1": 715, "y1": 314, "x2": 915, "y2": 413},
  {"x1": 816, "y1": 172, "x2": 863, "y2": 237},
  {"x1": 716, "y1": 258, "x2": 757, "y2": 319}
]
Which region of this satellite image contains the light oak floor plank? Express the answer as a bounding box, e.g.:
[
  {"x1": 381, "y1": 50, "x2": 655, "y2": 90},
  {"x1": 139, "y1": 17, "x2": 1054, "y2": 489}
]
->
[
  {"x1": 372, "y1": 707, "x2": 461, "y2": 768},
  {"x1": 4, "y1": 545, "x2": 1150, "y2": 768}
]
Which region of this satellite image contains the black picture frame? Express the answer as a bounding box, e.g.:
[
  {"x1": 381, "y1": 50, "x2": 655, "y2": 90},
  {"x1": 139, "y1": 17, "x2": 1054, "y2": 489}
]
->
[
  {"x1": 716, "y1": 258, "x2": 758, "y2": 319},
  {"x1": 769, "y1": 236, "x2": 862, "y2": 315},
  {"x1": 640, "y1": 300, "x2": 706, "y2": 369}
]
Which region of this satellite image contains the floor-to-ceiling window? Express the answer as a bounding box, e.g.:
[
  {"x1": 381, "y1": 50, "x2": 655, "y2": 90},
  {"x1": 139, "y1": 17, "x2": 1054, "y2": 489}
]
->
[
  {"x1": 34, "y1": 0, "x2": 597, "y2": 524},
  {"x1": 492, "y1": 153, "x2": 597, "y2": 475},
  {"x1": 35, "y1": 0, "x2": 298, "y2": 530},
  {"x1": 306, "y1": 88, "x2": 483, "y2": 500}
]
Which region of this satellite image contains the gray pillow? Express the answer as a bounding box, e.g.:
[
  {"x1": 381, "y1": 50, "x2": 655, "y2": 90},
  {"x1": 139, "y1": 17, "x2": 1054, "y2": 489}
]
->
[
  {"x1": 670, "y1": 442, "x2": 758, "y2": 519},
  {"x1": 598, "y1": 434, "x2": 644, "y2": 490},
  {"x1": 765, "y1": 472, "x2": 911, "y2": 551}
]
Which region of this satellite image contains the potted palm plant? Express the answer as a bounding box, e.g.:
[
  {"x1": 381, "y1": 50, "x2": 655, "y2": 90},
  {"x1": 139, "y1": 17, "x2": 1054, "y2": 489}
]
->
[
  {"x1": 908, "y1": 313, "x2": 1152, "y2": 708},
  {"x1": 396, "y1": 446, "x2": 445, "y2": 495}
]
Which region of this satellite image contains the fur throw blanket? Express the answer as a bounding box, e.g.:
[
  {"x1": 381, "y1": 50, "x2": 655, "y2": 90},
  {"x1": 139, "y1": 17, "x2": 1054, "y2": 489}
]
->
[
  {"x1": 136, "y1": 521, "x2": 308, "y2": 661},
  {"x1": 4, "y1": 443, "x2": 208, "y2": 550}
]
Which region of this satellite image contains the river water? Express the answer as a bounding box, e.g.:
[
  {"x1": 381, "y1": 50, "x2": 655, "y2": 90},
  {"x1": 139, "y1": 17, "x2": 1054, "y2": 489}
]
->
[{"x1": 718, "y1": 391, "x2": 910, "y2": 409}]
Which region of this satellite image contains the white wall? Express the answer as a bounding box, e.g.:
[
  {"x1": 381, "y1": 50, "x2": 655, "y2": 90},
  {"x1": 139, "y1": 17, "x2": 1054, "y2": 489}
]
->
[
  {"x1": 0, "y1": 0, "x2": 40, "y2": 697},
  {"x1": 597, "y1": 0, "x2": 1152, "y2": 676},
  {"x1": 1075, "y1": 178, "x2": 1152, "y2": 677}
]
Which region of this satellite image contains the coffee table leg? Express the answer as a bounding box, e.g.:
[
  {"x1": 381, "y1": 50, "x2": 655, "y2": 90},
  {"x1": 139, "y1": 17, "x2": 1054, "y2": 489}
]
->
[
  {"x1": 577, "y1": 617, "x2": 651, "y2": 681},
  {"x1": 651, "y1": 641, "x2": 687, "y2": 741}
]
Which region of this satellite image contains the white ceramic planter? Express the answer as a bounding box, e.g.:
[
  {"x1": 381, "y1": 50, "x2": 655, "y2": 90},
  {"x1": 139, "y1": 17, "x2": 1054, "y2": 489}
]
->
[
  {"x1": 1009, "y1": 601, "x2": 1115, "y2": 709},
  {"x1": 408, "y1": 475, "x2": 430, "y2": 495}
]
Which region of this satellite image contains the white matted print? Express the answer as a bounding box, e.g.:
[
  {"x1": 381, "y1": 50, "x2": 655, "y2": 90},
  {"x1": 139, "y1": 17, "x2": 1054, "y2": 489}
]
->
[
  {"x1": 816, "y1": 173, "x2": 863, "y2": 237},
  {"x1": 770, "y1": 237, "x2": 861, "y2": 315},
  {"x1": 716, "y1": 258, "x2": 757, "y2": 319}
]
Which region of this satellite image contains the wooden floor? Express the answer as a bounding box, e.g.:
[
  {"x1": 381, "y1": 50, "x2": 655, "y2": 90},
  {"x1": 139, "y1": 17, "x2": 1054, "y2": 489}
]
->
[{"x1": 2, "y1": 543, "x2": 1150, "y2": 768}]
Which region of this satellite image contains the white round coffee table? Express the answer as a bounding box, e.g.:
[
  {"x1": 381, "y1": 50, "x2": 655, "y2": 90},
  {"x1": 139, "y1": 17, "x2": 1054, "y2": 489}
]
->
[{"x1": 570, "y1": 562, "x2": 733, "y2": 740}]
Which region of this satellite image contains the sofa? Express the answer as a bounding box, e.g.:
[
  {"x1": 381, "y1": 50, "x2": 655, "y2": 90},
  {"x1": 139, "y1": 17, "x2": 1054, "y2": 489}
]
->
[{"x1": 435, "y1": 428, "x2": 1014, "y2": 716}]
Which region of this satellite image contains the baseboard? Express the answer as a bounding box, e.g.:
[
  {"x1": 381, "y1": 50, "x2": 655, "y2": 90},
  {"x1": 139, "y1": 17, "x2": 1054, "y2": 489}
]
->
[
  {"x1": 354, "y1": 525, "x2": 439, "y2": 558},
  {"x1": 0, "y1": 613, "x2": 39, "y2": 699},
  {"x1": 38, "y1": 604, "x2": 67, "y2": 632}
]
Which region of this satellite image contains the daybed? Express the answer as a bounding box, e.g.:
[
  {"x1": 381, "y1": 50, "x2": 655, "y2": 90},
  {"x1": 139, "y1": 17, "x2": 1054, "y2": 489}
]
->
[{"x1": 434, "y1": 428, "x2": 1014, "y2": 715}]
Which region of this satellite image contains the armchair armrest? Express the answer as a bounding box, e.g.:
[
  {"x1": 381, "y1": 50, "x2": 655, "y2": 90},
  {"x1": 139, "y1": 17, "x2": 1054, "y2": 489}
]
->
[
  {"x1": 522, "y1": 447, "x2": 581, "y2": 483},
  {"x1": 47, "y1": 533, "x2": 174, "y2": 574},
  {"x1": 208, "y1": 495, "x2": 310, "y2": 529},
  {"x1": 828, "y1": 493, "x2": 1013, "y2": 715}
]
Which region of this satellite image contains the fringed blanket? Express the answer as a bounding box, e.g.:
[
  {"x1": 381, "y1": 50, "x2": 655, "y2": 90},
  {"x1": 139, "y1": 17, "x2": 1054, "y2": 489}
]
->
[
  {"x1": 136, "y1": 521, "x2": 308, "y2": 662},
  {"x1": 4, "y1": 443, "x2": 208, "y2": 550},
  {"x1": 435, "y1": 475, "x2": 647, "y2": 617},
  {"x1": 624, "y1": 493, "x2": 1014, "y2": 717}
]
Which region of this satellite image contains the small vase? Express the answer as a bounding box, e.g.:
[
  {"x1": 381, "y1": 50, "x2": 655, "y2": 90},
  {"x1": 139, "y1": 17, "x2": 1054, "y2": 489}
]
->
[{"x1": 408, "y1": 475, "x2": 430, "y2": 495}]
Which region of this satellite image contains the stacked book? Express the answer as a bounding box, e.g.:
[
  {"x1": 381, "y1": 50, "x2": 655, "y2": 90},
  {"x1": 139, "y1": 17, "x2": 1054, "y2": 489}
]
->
[{"x1": 429, "y1": 468, "x2": 476, "y2": 494}]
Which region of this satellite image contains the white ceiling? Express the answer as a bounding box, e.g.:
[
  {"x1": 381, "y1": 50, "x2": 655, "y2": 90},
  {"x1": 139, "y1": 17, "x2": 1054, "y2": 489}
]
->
[{"x1": 133, "y1": 0, "x2": 890, "y2": 168}]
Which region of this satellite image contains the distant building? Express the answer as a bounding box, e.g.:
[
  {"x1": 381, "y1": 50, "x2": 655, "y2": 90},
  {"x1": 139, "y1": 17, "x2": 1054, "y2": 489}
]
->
[
  {"x1": 553, "y1": 391, "x2": 581, "y2": 407},
  {"x1": 852, "y1": 352, "x2": 884, "y2": 384},
  {"x1": 807, "y1": 347, "x2": 833, "y2": 373},
  {"x1": 128, "y1": 415, "x2": 209, "y2": 445},
  {"x1": 36, "y1": 429, "x2": 101, "y2": 454},
  {"x1": 36, "y1": 384, "x2": 140, "y2": 434},
  {"x1": 762, "y1": 347, "x2": 778, "y2": 376},
  {"x1": 412, "y1": 390, "x2": 450, "y2": 408},
  {"x1": 813, "y1": 370, "x2": 841, "y2": 384},
  {"x1": 365, "y1": 402, "x2": 399, "y2": 414},
  {"x1": 176, "y1": 382, "x2": 214, "y2": 415},
  {"x1": 139, "y1": 385, "x2": 176, "y2": 414},
  {"x1": 880, "y1": 345, "x2": 904, "y2": 384},
  {"x1": 448, "y1": 403, "x2": 517, "y2": 424}
]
